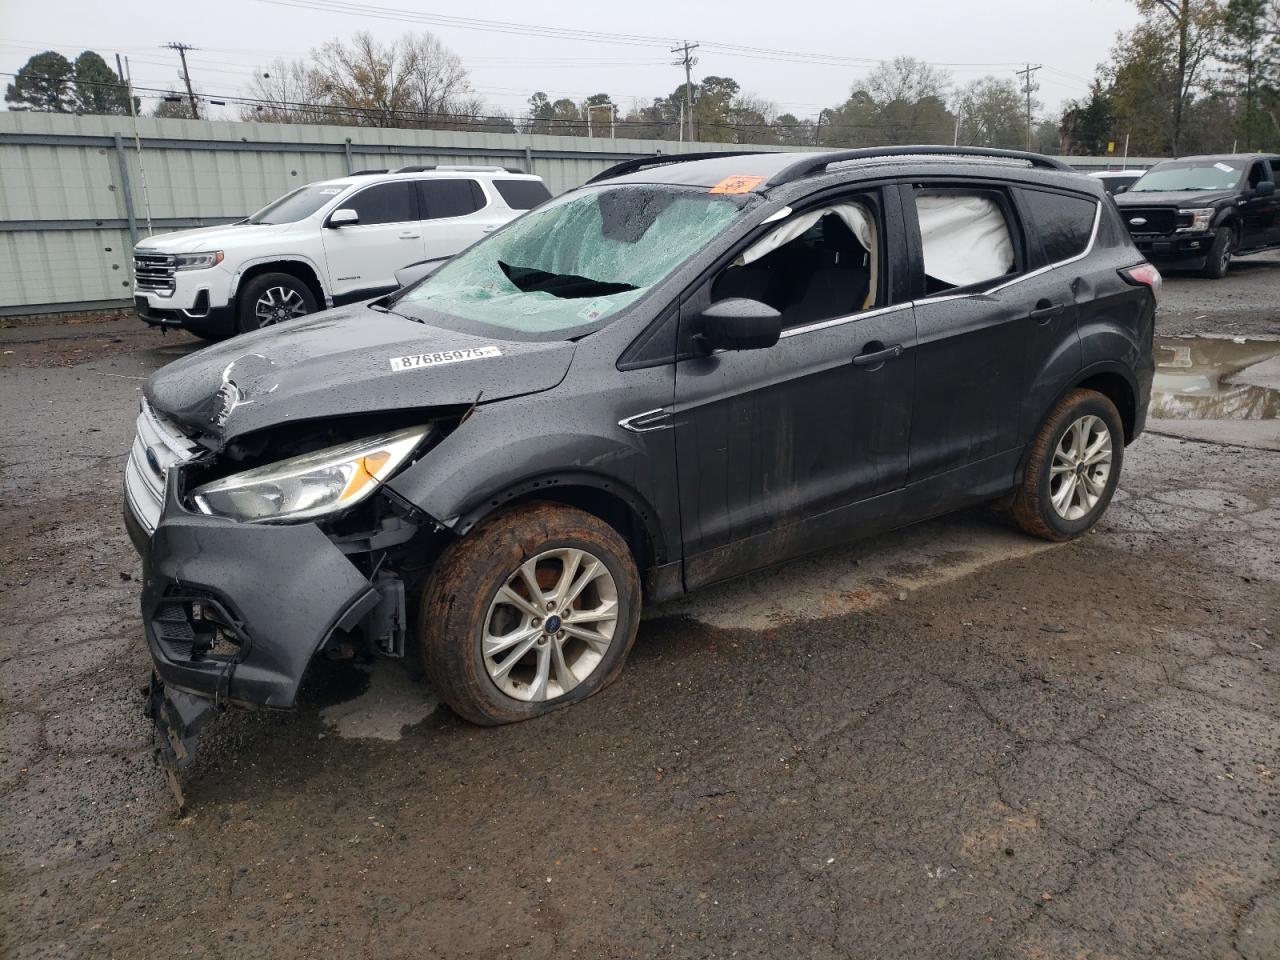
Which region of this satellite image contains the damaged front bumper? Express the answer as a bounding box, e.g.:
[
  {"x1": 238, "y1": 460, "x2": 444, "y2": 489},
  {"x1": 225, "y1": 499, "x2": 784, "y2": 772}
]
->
[{"x1": 127, "y1": 476, "x2": 396, "y2": 768}]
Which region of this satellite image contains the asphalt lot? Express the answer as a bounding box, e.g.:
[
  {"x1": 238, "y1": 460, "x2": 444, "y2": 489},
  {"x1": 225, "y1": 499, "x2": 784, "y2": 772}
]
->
[{"x1": 1, "y1": 254, "x2": 1278, "y2": 959}]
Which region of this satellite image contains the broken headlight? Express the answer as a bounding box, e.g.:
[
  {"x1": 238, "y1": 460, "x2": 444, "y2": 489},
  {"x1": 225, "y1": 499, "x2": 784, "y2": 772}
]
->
[{"x1": 191, "y1": 426, "x2": 426, "y2": 523}]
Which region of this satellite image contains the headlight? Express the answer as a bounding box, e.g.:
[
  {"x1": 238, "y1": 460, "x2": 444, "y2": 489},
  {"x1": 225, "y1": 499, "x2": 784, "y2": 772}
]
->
[
  {"x1": 1176, "y1": 208, "x2": 1214, "y2": 233},
  {"x1": 191, "y1": 426, "x2": 427, "y2": 523},
  {"x1": 175, "y1": 251, "x2": 224, "y2": 271}
]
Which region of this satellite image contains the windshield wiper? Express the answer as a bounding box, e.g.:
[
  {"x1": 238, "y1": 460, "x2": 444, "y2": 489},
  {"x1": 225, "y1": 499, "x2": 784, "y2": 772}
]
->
[{"x1": 498, "y1": 260, "x2": 637, "y2": 300}]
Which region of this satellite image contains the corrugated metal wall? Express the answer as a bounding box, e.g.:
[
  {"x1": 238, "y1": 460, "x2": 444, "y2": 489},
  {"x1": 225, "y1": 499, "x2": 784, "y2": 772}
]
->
[{"x1": 0, "y1": 112, "x2": 1154, "y2": 316}]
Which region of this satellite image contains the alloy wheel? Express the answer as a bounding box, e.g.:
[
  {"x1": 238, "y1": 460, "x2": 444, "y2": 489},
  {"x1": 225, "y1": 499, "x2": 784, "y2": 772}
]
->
[
  {"x1": 482, "y1": 548, "x2": 619, "y2": 702},
  {"x1": 254, "y1": 286, "x2": 309, "y2": 326},
  {"x1": 1049, "y1": 414, "x2": 1113, "y2": 521}
]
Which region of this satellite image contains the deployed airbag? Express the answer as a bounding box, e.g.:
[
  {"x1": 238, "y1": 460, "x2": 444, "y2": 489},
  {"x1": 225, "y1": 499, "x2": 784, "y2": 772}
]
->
[
  {"x1": 915, "y1": 193, "x2": 1014, "y2": 287},
  {"x1": 736, "y1": 203, "x2": 878, "y2": 308}
]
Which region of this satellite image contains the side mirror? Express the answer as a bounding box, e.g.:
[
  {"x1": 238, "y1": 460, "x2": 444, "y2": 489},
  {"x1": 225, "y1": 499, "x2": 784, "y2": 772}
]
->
[
  {"x1": 327, "y1": 208, "x2": 359, "y2": 227},
  {"x1": 695, "y1": 298, "x2": 782, "y2": 352},
  {"x1": 1254, "y1": 181, "x2": 1276, "y2": 198},
  {"x1": 1113, "y1": 184, "x2": 1129, "y2": 194}
]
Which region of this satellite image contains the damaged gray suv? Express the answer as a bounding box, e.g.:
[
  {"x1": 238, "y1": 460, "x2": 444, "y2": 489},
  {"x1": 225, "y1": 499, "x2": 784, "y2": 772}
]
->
[{"x1": 126, "y1": 147, "x2": 1157, "y2": 775}]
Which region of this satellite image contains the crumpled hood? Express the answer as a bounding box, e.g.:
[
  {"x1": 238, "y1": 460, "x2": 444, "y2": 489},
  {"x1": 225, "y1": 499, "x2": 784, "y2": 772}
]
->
[
  {"x1": 1115, "y1": 189, "x2": 1236, "y2": 208},
  {"x1": 133, "y1": 222, "x2": 297, "y2": 254},
  {"x1": 145, "y1": 305, "x2": 575, "y2": 443}
]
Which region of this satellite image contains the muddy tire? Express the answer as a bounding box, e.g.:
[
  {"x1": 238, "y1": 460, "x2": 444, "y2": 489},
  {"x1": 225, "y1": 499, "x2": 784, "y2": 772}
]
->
[
  {"x1": 236, "y1": 272, "x2": 317, "y2": 334},
  {"x1": 1011, "y1": 389, "x2": 1124, "y2": 542},
  {"x1": 1201, "y1": 227, "x2": 1233, "y2": 279},
  {"x1": 419, "y1": 502, "x2": 641, "y2": 726}
]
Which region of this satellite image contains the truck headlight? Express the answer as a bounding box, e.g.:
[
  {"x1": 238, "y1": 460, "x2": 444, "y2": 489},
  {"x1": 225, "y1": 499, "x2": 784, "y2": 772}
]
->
[
  {"x1": 175, "y1": 251, "x2": 224, "y2": 271},
  {"x1": 191, "y1": 426, "x2": 427, "y2": 523},
  {"x1": 1176, "y1": 208, "x2": 1214, "y2": 233}
]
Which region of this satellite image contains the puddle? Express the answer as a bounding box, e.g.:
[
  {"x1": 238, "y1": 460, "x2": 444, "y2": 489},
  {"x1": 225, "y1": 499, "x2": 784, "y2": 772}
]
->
[{"x1": 1150, "y1": 336, "x2": 1280, "y2": 420}]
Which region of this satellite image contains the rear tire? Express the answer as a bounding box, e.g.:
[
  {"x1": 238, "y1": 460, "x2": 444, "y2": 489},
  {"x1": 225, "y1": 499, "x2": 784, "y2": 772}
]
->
[
  {"x1": 1201, "y1": 227, "x2": 1233, "y2": 279},
  {"x1": 1011, "y1": 389, "x2": 1124, "y2": 542},
  {"x1": 236, "y1": 272, "x2": 317, "y2": 334},
  {"x1": 420, "y1": 502, "x2": 642, "y2": 726}
]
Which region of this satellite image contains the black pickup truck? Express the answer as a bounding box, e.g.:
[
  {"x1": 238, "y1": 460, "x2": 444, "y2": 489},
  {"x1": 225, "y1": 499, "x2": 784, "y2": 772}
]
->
[{"x1": 1114, "y1": 153, "x2": 1280, "y2": 278}]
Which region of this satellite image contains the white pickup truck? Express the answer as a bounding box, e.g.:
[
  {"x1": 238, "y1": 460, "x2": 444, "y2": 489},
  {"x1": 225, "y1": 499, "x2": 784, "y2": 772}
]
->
[{"x1": 131, "y1": 166, "x2": 551, "y2": 339}]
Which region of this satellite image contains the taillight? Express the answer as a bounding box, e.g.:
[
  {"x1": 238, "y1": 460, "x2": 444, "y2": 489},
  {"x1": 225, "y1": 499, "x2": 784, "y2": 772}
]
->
[{"x1": 1120, "y1": 263, "x2": 1162, "y2": 298}]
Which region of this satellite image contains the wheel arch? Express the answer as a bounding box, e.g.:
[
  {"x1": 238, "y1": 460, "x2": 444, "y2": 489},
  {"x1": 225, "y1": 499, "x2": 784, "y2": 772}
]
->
[
  {"x1": 234, "y1": 258, "x2": 328, "y2": 310},
  {"x1": 454, "y1": 471, "x2": 669, "y2": 574}
]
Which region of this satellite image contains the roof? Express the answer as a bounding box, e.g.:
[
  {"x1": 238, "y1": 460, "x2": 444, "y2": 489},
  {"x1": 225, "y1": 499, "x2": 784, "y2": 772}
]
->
[
  {"x1": 594, "y1": 147, "x2": 1092, "y2": 198},
  {"x1": 315, "y1": 167, "x2": 541, "y2": 189},
  {"x1": 1157, "y1": 153, "x2": 1280, "y2": 163}
]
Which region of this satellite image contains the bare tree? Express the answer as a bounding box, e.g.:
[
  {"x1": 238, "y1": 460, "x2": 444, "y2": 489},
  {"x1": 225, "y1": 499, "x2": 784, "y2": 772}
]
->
[
  {"x1": 1138, "y1": 0, "x2": 1223, "y2": 153},
  {"x1": 242, "y1": 59, "x2": 333, "y2": 124}
]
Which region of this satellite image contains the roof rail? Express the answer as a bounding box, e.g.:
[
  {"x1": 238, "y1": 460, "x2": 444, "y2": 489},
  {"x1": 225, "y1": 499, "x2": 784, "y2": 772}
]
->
[
  {"x1": 394, "y1": 164, "x2": 515, "y2": 174},
  {"x1": 768, "y1": 146, "x2": 1074, "y2": 185},
  {"x1": 350, "y1": 168, "x2": 390, "y2": 176},
  {"x1": 586, "y1": 150, "x2": 768, "y2": 185}
]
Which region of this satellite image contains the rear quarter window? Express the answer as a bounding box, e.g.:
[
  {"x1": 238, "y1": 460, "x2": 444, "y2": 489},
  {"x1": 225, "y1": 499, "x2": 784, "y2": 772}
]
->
[
  {"x1": 1021, "y1": 189, "x2": 1099, "y2": 263},
  {"x1": 493, "y1": 179, "x2": 553, "y2": 210}
]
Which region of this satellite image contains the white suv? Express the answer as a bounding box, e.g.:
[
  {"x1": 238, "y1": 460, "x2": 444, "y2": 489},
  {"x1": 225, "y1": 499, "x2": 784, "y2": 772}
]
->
[{"x1": 131, "y1": 166, "x2": 551, "y2": 339}]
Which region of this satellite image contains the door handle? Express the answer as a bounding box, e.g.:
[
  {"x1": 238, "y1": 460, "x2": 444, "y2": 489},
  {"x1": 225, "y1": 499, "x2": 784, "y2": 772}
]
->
[
  {"x1": 482, "y1": 226, "x2": 499, "y2": 233},
  {"x1": 852, "y1": 343, "x2": 903, "y2": 367},
  {"x1": 1030, "y1": 300, "x2": 1065, "y2": 323},
  {"x1": 399, "y1": 233, "x2": 422, "y2": 240}
]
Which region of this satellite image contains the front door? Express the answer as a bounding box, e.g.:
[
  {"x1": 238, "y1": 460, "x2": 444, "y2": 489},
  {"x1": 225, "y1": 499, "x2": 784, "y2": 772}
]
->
[
  {"x1": 321, "y1": 180, "x2": 425, "y2": 299},
  {"x1": 672, "y1": 192, "x2": 916, "y2": 590},
  {"x1": 1241, "y1": 160, "x2": 1280, "y2": 248}
]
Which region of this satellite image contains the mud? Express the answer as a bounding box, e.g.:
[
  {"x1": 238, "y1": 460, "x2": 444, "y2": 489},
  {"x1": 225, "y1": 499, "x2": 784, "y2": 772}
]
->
[{"x1": 2, "y1": 281, "x2": 1279, "y2": 959}]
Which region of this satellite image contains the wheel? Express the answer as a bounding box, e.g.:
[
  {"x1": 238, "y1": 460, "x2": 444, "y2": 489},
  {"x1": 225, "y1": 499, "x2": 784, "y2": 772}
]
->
[
  {"x1": 419, "y1": 502, "x2": 642, "y2": 725},
  {"x1": 1201, "y1": 227, "x2": 1233, "y2": 279},
  {"x1": 236, "y1": 272, "x2": 317, "y2": 333},
  {"x1": 1011, "y1": 389, "x2": 1124, "y2": 542}
]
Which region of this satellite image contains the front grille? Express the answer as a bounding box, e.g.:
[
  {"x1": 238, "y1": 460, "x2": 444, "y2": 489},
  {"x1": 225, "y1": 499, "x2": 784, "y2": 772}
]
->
[
  {"x1": 124, "y1": 399, "x2": 199, "y2": 535},
  {"x1": 1120, "y1": 207, "x2": 1178, "y2": 237},
  {"x1": 133, "y1": 252, "x2": 176, "y2": 293}
]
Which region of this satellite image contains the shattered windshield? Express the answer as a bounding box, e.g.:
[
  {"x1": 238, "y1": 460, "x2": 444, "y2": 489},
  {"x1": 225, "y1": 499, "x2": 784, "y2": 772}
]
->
[
  {"x1": 1130, "y1": 160, "x2": 1243, "y2": 193},
  {"x1": 397, "y1": 184, "x2": 748, "y2": 338}
]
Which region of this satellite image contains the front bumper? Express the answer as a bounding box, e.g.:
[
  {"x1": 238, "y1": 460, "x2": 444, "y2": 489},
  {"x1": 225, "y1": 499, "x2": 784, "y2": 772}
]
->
[
  {"x1": 1131, "y1": 232, "x2": 1216, "y2": 270},
  {"x1": 127, "y1": 477, "x2": 381, "y2": 715}
]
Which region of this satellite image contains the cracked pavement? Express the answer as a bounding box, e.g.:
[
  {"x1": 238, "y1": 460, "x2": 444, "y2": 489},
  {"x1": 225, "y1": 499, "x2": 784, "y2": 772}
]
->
[{"x1": 1, "y1": 272, "x2": 1278, "y2": 958}]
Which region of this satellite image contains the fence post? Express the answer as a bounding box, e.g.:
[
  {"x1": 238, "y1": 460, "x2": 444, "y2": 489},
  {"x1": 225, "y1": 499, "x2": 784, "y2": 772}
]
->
[
  {"x1": 344, "y1": 138, "x2": 353, "y2": 175},
  {"x1": 112, "y1": 132, "x2": 138, "y2": 245},
  {"x1": 524, "y1": 145, "x2": 533, "y2": 175}
]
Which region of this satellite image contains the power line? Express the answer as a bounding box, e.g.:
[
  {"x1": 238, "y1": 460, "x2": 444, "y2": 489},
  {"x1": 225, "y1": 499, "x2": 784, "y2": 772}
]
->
[{"x1": 670, "y1": 41, "x2": 699, "y2": 141}]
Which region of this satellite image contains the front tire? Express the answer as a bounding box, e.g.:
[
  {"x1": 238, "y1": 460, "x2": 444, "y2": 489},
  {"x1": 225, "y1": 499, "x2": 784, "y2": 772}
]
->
[
  {"x1": 420, "y1": 502, "x2": 642, "y2": 726},
  {"x1": 236, "y1": 272, "x2": 317, "y2": 334},
  {"x1": 1011, "y1": 389, "x2": 1124, "y2": 542},
  {"x1": 1201, "y1": 227, "x2": 1233, "y2": 279}
]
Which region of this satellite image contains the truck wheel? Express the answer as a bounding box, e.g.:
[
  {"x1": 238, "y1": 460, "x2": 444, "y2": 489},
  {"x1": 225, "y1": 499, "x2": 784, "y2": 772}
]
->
[
  {"x1": 1011, "y1": 389, "x2": 1124, "y2": 542},
  {"x1": 1201, "y1": 228, "x2": 1233, "y2": 279},
  {"x1": 420, "y1": 502, "x2": 642, "y2": 726},
  {"x1": 236, "y1": 272, "x2": 317, "y2": 333}
]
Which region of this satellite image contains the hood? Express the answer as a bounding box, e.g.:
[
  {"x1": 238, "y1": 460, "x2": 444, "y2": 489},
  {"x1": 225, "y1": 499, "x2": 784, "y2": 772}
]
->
[
  {"x1": 1115, "y1": 189, "x2": 1236, "y2": 208},
  {"x1": 145, "y1": 305, "x2": 576, "y2": 444},
  {"x1": 133, "y1": 222, "x2": 297, "y2": 254}
]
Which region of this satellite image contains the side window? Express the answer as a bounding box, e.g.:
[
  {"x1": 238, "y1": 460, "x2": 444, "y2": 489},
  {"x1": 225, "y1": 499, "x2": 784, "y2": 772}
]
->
[
  {"x1": 1020, "y1": 189, "x2": 1098, "y2": 264},
  {"x1": 418, "y1": 179, "x2": 485, "y2": 220},
  {"x1": 494, "y1": 179, "x2": 552, "y2": 210},
  {"x1": 709, "y1": 197, "x2": 883, "y2": 330},
  {"x1": 1247, "y1": 162, "x2": 1268, "y2": 188},
  {"x1": 344, "y1": 182, "x2": 415, "y2": 226},
  {"x1": 911, "y1": 188, "x2": 1017, "y2": 294}
]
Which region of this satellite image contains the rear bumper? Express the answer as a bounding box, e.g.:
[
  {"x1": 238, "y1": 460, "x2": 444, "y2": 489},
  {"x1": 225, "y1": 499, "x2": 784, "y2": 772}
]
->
[{"x1": 127, "y1": 479, "x2": 380, "y2": 715}]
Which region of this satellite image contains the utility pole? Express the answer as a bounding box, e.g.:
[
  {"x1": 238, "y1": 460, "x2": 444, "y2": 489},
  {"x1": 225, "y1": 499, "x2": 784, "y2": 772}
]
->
[
  {"x1": 165, "y1": 42, "x2": 199, "y2": 119},
  {"x1": 670, "y1": 41, "x2": 699, "y2": 142},
  {"x1": 1015, "y1": 63, "x2": 1041, "y2": 151}
]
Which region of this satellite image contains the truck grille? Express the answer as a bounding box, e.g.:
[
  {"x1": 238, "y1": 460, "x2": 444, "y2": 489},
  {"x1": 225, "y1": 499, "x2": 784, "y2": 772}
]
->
[
  {"x1": 133, "y1": 252, "x2": 176, "y2": 293},
  {"x1": 124, "y1": 399, "x2": 200, "y2": 535},
  {"x1": 1120, "y1": 207, "x2": 1178, "y2": 237}
]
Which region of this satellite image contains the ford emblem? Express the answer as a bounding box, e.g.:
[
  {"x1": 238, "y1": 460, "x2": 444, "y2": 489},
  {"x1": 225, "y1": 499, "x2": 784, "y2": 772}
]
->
[
  {"x1": 1129, "y1": 217, "x2": 1147, "y2": 226},
  {"x1": 144, "y1": 446, "x2": 161, "y2": 474}
]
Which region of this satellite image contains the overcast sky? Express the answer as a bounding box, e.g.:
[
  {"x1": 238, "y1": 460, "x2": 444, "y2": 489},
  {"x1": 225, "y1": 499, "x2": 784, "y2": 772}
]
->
[{"x1": 2, "y1": 0, "x2": 1141, "y2": 121}]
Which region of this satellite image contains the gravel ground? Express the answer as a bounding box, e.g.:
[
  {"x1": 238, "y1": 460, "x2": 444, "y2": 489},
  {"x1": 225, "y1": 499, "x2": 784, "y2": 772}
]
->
[{"x1": 1, "y1": 270, "x2": 1277, "y2": 959}]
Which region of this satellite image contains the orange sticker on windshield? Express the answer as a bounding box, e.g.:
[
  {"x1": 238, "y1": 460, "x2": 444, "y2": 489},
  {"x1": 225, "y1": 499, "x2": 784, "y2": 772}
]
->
[{"x1": 709, "y1": 175, "x2": 765, "y2": 194}]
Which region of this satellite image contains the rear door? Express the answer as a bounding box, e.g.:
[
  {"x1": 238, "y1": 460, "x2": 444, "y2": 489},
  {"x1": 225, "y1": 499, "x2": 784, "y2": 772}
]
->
[
  {"x1": 320, "y1": 180, "x2": 424, "y2": 298},
  {"x1": 417, "y1": 178, "x2": 493, "y2": 260},
  {"x1": 901, "y1": 181, "x2": 1082, "y2": 485}
]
